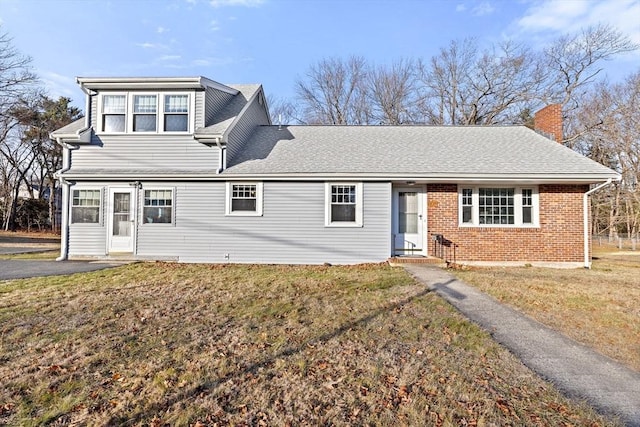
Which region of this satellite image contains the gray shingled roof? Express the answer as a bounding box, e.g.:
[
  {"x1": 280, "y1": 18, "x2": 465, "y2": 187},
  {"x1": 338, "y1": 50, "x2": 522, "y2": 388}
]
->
[
  {"x1": 223, "y1": 125, "x2": 618, "y2": 180},
  {"x1": 50, "y1": 118, "x2": 86, "y2": 136},
  {"x1": 195, "y1": 84, "x2": 261, "y2": 136}
]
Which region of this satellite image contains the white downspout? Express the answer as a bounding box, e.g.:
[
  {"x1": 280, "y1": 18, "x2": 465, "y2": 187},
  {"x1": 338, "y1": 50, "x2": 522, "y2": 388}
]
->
[
  {"x1": 55, "y1": 139, "x2": 74, "y2": 261},
  {"x1": 583, "y1": 179, "x2": 613, "y2": 269}
]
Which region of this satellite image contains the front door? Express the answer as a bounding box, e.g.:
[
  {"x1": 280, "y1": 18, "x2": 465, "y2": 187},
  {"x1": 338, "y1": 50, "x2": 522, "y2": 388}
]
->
[
  {"x1": 108, "y1": 188, "x2": 135, "y2": 253},
  {"x1": 393, "y1": 187, "x2": 425, "y2": 255}
]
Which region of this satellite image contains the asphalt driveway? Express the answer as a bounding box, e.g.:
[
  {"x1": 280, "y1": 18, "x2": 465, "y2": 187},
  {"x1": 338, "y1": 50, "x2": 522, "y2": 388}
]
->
[{"x1": 0, "y1": 259, "x2": 123, "y2": 281}]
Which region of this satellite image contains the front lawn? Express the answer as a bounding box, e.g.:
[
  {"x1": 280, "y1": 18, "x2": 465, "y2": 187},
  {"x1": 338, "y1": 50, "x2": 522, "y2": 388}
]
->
[
  {"x1": 453, "y1": 248, "x2": 640, "y2": 372},
  {"x1": 0, "y1": 263, "x2": 615, "y2": 425}
]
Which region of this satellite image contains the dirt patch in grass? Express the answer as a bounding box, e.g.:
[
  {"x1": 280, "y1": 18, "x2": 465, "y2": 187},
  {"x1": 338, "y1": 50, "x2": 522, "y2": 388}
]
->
[
  {"x1": 0, "y1": 263, "x2": 616, "y2": 426},
  {"x1": 454, "y1": 249, "x2": 640, "y2": 372}
]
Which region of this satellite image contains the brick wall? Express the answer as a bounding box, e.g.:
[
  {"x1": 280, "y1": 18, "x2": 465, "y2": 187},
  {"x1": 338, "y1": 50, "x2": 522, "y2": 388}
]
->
[
  {"x1": 426, "y1": 183, "x2": 587, "y2": 262},
  {"x1": 534, "y1": 104, "x2": 563, "y2": 142}
]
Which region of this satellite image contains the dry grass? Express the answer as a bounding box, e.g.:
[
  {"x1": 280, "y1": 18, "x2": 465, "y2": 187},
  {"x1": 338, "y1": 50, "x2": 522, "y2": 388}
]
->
[
  {"x1": 453, "y1": 249, "x2": 640, "y2": 372},
  {"x1": 0, "y1": 263, "x2": 616, "y2": 426},
  {"x1": 0, "y1": 250, "x2": 59, "y2": 260}
]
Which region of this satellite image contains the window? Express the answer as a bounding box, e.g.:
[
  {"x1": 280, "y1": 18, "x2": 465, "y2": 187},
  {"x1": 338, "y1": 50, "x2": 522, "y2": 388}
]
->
[
  {"x1": 325, "y1": 183, "x2": 363, "y2": 227},
  {"x1": 102, "y1": 95, "x2": 126, "y2": 132},
  {"x1": 164, "y1": 95, "x2": 189, "y2": 131},
  {"x1": 522, "y1": 189, "x2": 533, "y2": 224},
  {"x1": 133, "y1": 95, "x2": 157, "y2": 132},
  {"x1": 143, "y1": 189, "x2": 173, "y2": 224},
  {"x1": 71, "y1": 189, "x2": 101, "y2": 223},
  {"x1": 479, "y1": 188, "x2": 514, "y2": 225},
  {"x1": 461, "y1": 188, "x2": 473, "y2": 224},
  {"x1": 459, "y1": 186, "x2": 538, "y2": 227},
  {"x1": 226, "y1": 182, "x2": 263, "y2": 216},
  {"x1": 99, "y1": 92, "x2": 190, "y2": 133}
]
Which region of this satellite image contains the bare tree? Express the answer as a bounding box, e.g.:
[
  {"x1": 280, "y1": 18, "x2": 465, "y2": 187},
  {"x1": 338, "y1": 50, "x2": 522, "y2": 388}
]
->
[
  {"x1": 0, "y1": 27, "x2": 39, "y2": 230},
  {"x1": 542, "y1": 24, "x2": 638, "y2": 111},
  {"x1": 295, "y1": 56, "x2": 371, "y2": 124},
  {"x1": 267, "y1": 94, "x2": 304, "y2": 125},
  {"x1": 577, "y1": 72, "x2": 640, "y2": 239},
  {"x1": 368, "y1": 59, "x2": 417, "y2": 125},
  {"x1": 417, "y1": 38, "x2": 545, "y2": 125}
]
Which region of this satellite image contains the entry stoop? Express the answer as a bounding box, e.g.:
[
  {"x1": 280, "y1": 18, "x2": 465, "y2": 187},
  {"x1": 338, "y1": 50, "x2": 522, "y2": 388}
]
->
[{"x1": 388, "y1": 256, "x2": 444, "y2": 267}]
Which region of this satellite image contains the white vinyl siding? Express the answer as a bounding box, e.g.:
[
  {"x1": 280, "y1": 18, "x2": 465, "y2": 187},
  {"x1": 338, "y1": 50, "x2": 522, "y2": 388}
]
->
[
  {"x1": 135, "y1": 181, "x2": 390, "y2": 264},
  {"x1": 459, "y1": 186, "x2": 539, "y2": 227}
]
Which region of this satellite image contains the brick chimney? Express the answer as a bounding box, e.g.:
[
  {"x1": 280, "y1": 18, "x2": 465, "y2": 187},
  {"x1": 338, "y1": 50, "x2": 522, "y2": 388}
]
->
[{"x1": 534, "y1": 104, "x2": 563, "y2": 143}]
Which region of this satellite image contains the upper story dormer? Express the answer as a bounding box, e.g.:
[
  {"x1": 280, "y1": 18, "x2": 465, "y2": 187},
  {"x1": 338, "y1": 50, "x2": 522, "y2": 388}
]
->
[
  {"x1": 77, "y1": 76, "x2": 268, "y2": 138},
  {"x1": 51, "y1": 77, "x2": 271, "y2": 174}
]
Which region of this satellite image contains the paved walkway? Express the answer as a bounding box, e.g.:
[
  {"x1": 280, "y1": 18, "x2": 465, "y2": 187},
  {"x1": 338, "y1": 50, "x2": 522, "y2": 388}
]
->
[{"x1": 404, "y1": 264, "x2": 640, "y2": 427}]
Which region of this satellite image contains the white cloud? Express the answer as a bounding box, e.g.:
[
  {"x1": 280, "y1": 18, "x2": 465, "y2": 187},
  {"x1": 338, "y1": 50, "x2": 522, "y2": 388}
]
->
[
  {"x1": 192, "y1": 58, "x2": 212, "y2": 66},
  {"x1": 159, "y1": 55, "x2": 181, "y2": 61},
  {"x1": 472, "y1": 1, "x2": 495, "y2": 16},
  {"x1": 157, "y1": 26, "x2": 168, "y2": 34},
  {"x1": 210, "y1": 19, "x2": 220, "y2": 31},
  {"x1": 135, "y1": 42, "x2": 169, "y2": 50},
  {"x1": 455, "y1": 4, "x2": 467, "y2": 12},
  {"x1": 516, "y1": 0, "x2": 640, "y2": 44},
  {"x1": 210, "y1": 0, "x2": 264, "y2": 8},
  {"x1": 39, "y1": 71, "x2": 77, "y2": 99}
]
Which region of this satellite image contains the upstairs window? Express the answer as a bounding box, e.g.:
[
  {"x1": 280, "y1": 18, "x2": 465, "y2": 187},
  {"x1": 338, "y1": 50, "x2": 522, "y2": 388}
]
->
[
  {"x1": 325, "y1": 183, "x2": 363, "y2": 227},
  {"x1": 102, "y1": 95, "x2": 126, "y2": 132},
  {"x1": 99, "y1": 92, "x2": 190, "y2": 133},
  {"x1": 133, "y1": 95, "x2": 157, "y2": 132},
  {"x1": 459, "y1": 186, "x2": 538, "y2": 227},
  {"x1": 164, "y1": 95, "x2": 189, "y2": 131}
]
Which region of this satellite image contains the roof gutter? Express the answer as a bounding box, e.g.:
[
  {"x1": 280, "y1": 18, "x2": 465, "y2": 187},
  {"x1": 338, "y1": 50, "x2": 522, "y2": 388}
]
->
[{"x1": 583, "y1": 178, "x2": 615, "y2": 269}]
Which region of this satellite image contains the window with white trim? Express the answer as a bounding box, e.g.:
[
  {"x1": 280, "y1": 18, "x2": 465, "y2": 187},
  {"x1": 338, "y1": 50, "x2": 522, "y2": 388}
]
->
[
  {"x1": 459, "y1": 186, "x2": 538, "y2": 227},
  {"x1": 98, "y1": 92, "x2": 191, "y2": 133},
  {"x1": 71, "y1": 189, "x2": 101, "y2": 224},
  {"x1": 325, "y1": 183, "x2": 363, "y2": 227},
  {"x1": 164, "y1": 94, "x2": 189, "y2": 131},
  {"x1": 133, "y1": 95, "x2": 157, "y2": 132},
  {"x1": 226, "y1": 182, "x2": 263, "y2": 216},
  {"x1": 143, "y1": 189, "x2": 173, "y2": 224},
  {"x1": 101, "y1": 95, "x2": 126, "y2": 132}
]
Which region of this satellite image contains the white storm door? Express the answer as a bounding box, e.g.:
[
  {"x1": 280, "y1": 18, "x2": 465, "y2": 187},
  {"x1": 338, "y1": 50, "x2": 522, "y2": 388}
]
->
[
  {"x1": 108, "y1": 188, "x2": 135, "y2": 253},
  {"x1": 393, "y1": 188, "x2": 425, "y2": 255}
]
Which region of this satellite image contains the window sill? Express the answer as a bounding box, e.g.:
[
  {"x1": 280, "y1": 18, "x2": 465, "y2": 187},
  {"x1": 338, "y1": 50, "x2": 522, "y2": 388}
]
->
[
  {"x1": 97, "y1": 131, "x2": 192, "y2": 136},
  {"x1": 225, "y1": 212, "x2": 263, "y2": 217},
  {"x1": 325, "y1": 222, "x2": 363, "y2": 228},
  {"x1": 458, "y1": 223, "x2": 540, "y2": 229}
]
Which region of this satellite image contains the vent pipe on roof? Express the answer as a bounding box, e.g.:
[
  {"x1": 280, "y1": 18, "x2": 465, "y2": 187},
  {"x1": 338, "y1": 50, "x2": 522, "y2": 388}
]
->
[{"x1": 534, "y1": 104, "x2": 563, "y2": 143}]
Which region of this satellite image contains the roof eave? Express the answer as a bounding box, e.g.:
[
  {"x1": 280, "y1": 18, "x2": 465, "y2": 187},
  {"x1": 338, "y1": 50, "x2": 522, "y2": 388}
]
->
[
  {"x1": 50, "y1": 126, "x2": 92, "y2": 144},
  {"x1": 76, "y1": 76, "x2": 239, "y2": 94}
]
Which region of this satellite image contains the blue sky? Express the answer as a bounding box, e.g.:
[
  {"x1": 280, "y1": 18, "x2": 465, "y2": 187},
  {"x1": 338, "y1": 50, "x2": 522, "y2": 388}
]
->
[{"x1": 1, "y1": 0, "x2": 639, "y2": 108}]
